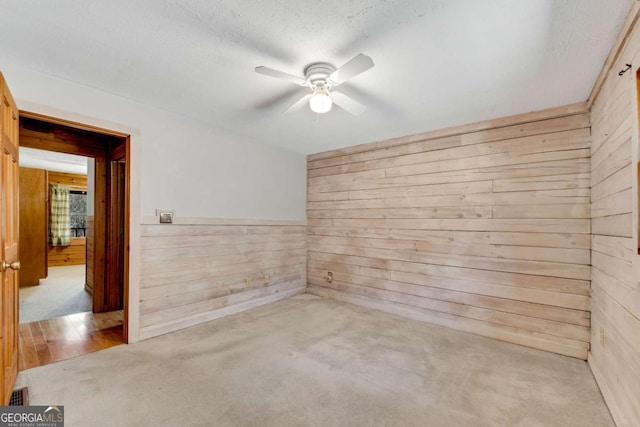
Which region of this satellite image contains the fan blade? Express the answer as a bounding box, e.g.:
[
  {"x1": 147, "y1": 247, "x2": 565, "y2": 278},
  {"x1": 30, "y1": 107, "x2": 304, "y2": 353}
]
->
[
  {"x1": 283, "y1": 93, "x2": 312, "y2": 113},
  {"x1": 332, "y1": 91, "x2": 366, "y2": 115},
  {"x1": 329, "y1": 54, "x2": 374, "y2": 85},
  {"x1": 253, "y1": 87, "x2": 309, "y2": 111},
  {"x1": 255, "y1": 66, "x2": 307, "y2": 86}
]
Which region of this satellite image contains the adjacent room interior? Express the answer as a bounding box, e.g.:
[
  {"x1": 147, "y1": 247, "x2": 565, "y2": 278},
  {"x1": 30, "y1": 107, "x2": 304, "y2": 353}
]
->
[
  {"x1": 18, "y1": 147, "x2": 92, "y2": 324},
  {"x1": 16, "y1": 145, "x2": 125, "y2": 370},
  {"x1": 0, "y1": 1, "x2": 639, "y2": 426}
]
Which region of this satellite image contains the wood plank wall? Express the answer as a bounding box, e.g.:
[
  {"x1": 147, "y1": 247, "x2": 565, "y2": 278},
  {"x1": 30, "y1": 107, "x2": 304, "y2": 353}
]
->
[
  {"x1": 138, "y1": 219, "x2": 306, "y2": 340},
  {"x1": 587, "y1": 3, "x2": 640, "y2": 425},
  {"x1": 47, "y1": 170, "x2": 87, "y2": 191},
  {"x1": 47, "y1": 170, "x2": 87, "y2": 267},
  {"x1": 306, "y1": 105, "x2": 592, "y2": 359},
  {"x1": 47, "y1": 238, "x2": 86, "y2": 266}
]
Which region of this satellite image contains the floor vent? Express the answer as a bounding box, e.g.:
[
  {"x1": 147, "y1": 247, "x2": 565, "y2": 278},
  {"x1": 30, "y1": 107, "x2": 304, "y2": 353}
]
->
[{"x1": 9, "y1": 387, "x2": 29, "y2": 406}]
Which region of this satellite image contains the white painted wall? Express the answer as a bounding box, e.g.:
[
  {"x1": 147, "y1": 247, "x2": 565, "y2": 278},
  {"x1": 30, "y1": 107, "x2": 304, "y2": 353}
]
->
[
  {"x1": 2, "y1": 62, "x2": 306, "y2": 342},
  {"x1": 3, "y1": 63, "x2": 306, "y2": 220}
]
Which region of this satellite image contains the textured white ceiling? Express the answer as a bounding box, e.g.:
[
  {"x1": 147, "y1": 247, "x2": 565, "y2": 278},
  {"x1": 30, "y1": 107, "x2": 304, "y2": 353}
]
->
[
  {"x1": 19, "y1": 147, "x2": 88, "y2": 175},
  {"x1": 0, "y1": 1, "x2": 633, "y2": 154}
]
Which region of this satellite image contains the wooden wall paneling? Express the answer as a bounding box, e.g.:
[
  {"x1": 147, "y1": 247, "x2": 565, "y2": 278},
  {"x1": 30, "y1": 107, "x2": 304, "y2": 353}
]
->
[
  {"x1": 308, "y1": 218, "x2": 590, "y2": 234},
  {"x1": 306, "y1": 234, "x2": 590, "y2": 265},
  {"x1": 19, "y1": 167, "x2": 89, "y2": 270},
  {"x1": 587, "y1": 4, "x2": 640, "y2": 423},
  {"x1": 110, "y1": 135, "x2": 130, "y2": 343},
  {"x1": 306, "y1": 286, "x2": 588, "y2": 359},
  {"x1": 307, "y1": 253, "x2": 590, "y2": 303},
  {"x1": 588, "y1": 1, "x2": 640, "y2": 107},
  {"x1": 308, "y1": 127, "x2": 590, "y2": 178},
  {"x1": 308, "y1": 158, "x2": 591, "y2": 193},
  {"x1": 138, "y1": 221, "x2": 306, "y2": 340},
  {"x1": 306, "y1": 226, "x2": 591, "y2": 246},
  {"x1": 591, "y1": 163, "x2": 632, "y2": 202},
  {"x1": 309, "y1": 134, "x2": 590, "y2": 183},
  {"x1": 18, "y1": 167, "x2": 47, "y2": 286},
  {"x1": 307, "y1": 278, "x2": 589, "y2": 340},
  {"x1": 306, "y1": 104, "x2": 592, "y2": 360},
  {"x1": 47, "y1": 171, "x2": 87, "y2": 192},
  {"x1": 85, "y1": 216, "x2": 94, "y2": 295},
  {"x1": 47, "y1": 238, "x2": 86, "y2": 266},
  {"x1": 591, "y1": 211, "x2": 632, "y2": 236},
  {"x1": 306, "y1": 266, "x2": 589, "y2": 322},
  {"x1": 308, "y1": 103, "x2": 589, "y2": 163},
  {"x1": 46, "y1": 170, "x2": 87, "y2": 267},
  {"x1": 309, "y1": 114, "x2": 591, "y2": 170},
  {"x1": 106, "y1": 160, "x2": 125, "y2": 311},
  {"x1": 92, "y1": 157, "x2": 107, "y2": 312}
]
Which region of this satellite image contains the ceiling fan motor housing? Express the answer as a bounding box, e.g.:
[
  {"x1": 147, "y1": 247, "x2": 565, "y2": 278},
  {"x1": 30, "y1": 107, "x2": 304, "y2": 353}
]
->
[{"x1": 304, "y1": 63, "x2": 336, "y2": 87}]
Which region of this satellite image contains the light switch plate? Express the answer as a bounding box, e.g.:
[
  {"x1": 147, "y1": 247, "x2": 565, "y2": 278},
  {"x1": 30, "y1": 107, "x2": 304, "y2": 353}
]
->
[{"x1": 158, "y1": 210, "x2": 174, "y2": 224}]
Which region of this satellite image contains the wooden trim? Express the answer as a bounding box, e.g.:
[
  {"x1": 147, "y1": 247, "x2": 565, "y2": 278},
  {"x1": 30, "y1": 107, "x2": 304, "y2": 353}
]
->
[
  {"x1": 19, "y1": 118, "x2": 111, "y2": 159},
  {"x1": 93, "y1": 157, "x2": 107, "y2": 312},
  {"x1": 123, "y1": 136, "x2": 130, "y2": 343},
  {"x1": 85, "y1": 216, "x2": 95, "y2": 295},
  {"x1": 1, "y1": 71, "x2": 21, "y2": 403},
  {"x1": 104, "y1": 156, "x2": 126, "y2": 313},
  {"x1": 141, "y1": 216, "x2": 306, "y2": 226},
  {"x1": 125, "y1": 137, "x2": 140, "y2": 343},
  {"x1": 308, "y1": 102, "x2": 588, "y2": 161},
  {"x1": 587, "y1": 2, "x2": 640, "y2": 108},
  {"x1": 19, "y1": 110, "x2": 129, "y2": 138}
]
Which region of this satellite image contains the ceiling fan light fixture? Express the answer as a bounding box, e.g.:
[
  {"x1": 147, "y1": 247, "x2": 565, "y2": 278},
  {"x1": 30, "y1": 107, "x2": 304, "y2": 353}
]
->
[
  {"x1": 309, "y1": 86, "x2": 332, "y2": 114},
  {"x1": 256, "y1": 54, "x2": 374, "y2": 115}
]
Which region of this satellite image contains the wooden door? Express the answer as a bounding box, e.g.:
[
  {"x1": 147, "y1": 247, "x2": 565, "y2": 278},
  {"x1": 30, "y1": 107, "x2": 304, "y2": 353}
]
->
[
  {"x1": 0, "y1": 72, "x2": 20, "y2": 404},
  {"x1": 18, "y1": 167, "x2": 48, "y2": 286}
]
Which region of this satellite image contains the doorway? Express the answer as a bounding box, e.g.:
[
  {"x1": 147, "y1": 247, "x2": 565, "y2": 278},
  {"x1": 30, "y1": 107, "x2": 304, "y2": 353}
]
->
[
  {"x1": 16, "y1": 111, "x2": 130, "y2": 368},
  {"x1": 18, "y1": 151, "x2": 92, "y2": 323}
]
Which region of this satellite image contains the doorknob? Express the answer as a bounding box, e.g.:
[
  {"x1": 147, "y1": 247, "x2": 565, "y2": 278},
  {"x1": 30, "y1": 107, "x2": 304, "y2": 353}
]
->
[{"x1": 1, "y1": 260, "x2": 20, "y2": 272}]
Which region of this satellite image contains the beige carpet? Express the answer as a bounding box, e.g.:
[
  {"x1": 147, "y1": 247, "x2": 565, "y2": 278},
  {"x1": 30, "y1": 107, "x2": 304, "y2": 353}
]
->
[
  {"x1": 19, "y1": 265, "x2": 92, "y2": 323},
  {"x1": 16, "y1": 294, "x2": 613, "y2": 427}
]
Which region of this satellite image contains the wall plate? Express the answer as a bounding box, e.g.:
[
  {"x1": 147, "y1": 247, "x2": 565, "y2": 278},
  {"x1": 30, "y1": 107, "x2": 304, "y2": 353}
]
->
[{"x1": 159, "y1": 211, "x2": 173, "y2": 224}]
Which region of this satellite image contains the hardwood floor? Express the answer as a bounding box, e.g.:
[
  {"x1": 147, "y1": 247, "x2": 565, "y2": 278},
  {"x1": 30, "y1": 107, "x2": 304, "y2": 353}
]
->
[{"x1": 19, "y1": 310, "x2": 124, "y2": 371}]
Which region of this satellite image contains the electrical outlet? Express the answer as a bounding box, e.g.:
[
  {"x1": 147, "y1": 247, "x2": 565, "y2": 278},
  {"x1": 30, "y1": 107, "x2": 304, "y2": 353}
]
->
[
  {"x1": 327, "y1": 271, "x2": 333, "y2": 283},
  {"x1": 264, "y1": 274, "x2": 270, "y2": 284},
  {"x1": 246, "y1": 276, "x2": 252, "y2": 288}
]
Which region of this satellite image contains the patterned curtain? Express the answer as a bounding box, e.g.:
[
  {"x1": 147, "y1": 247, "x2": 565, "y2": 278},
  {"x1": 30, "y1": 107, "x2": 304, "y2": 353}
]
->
[{"x1": 50, "y1": 183, "x2": 71, "y2": 246}]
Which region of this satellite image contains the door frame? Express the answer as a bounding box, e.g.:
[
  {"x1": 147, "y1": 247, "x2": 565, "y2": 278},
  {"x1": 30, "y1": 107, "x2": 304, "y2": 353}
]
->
[{"x1": 19, "y1": 110, "x2": 131, "y2": 343}]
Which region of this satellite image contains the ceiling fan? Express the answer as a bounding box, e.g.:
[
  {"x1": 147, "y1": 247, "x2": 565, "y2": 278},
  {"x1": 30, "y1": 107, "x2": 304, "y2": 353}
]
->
[{"x1": 255, "y1": 53, "x2": 375, "y2": 115}]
